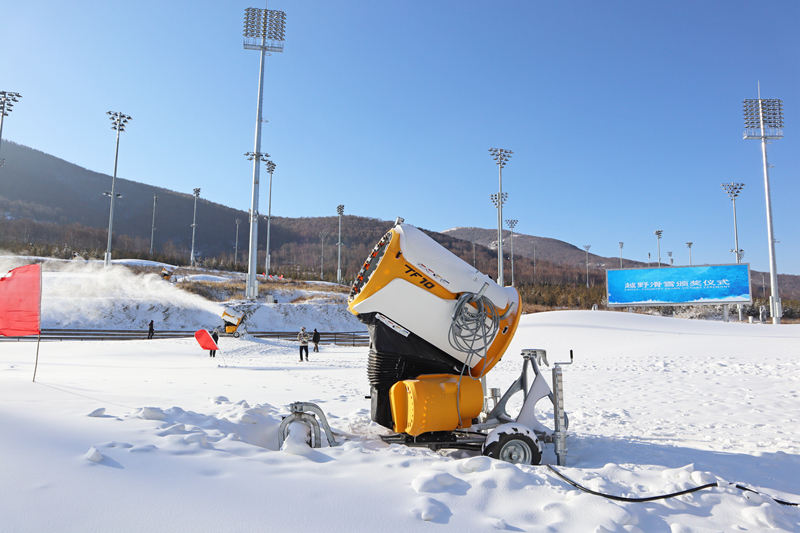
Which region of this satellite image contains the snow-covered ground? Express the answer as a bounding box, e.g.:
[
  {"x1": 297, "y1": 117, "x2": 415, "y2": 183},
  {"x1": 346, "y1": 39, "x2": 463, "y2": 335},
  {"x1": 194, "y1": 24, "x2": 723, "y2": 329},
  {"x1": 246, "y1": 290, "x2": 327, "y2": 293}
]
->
[{"x1": 2, "y1": 260, "x2": 799, "y2": 532}]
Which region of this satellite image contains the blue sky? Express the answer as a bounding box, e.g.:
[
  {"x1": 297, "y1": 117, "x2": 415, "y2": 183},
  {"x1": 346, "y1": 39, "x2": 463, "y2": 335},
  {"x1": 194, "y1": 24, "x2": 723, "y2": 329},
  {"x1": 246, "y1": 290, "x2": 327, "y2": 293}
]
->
[{"x1": 1, "y1": 1, "x2": 798, "y2": 275}]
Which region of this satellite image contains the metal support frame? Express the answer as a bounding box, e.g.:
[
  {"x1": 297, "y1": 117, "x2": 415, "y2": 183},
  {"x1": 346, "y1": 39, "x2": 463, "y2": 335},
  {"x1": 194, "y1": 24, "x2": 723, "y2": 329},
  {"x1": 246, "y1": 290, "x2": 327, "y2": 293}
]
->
[{"x1": 277, "y1": 402, "x2": 339, "y2": 449}]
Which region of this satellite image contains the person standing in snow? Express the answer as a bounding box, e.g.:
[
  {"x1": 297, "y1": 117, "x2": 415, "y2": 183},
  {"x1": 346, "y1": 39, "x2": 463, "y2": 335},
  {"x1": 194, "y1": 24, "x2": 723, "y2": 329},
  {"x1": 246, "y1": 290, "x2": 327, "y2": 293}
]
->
[
  {"x1": 210, "y1": 329, "x2": 219, "y2": 358},
  {"x1": 298, "y1": 327, "x2": 310, "y2": 362},
  {"x1": 312, "y1": 328, "x2": 321, "y2": 352},
  {"x1": 147, "y1": 320, "x2": 155, "y2": 340}
]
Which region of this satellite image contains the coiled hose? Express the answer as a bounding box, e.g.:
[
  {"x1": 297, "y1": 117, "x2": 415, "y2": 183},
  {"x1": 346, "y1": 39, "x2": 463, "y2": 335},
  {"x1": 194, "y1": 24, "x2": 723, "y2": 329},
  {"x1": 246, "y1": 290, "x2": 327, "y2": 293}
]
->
[{"x1": 448, "y1": 283, "x2": 515, "y2": 424}]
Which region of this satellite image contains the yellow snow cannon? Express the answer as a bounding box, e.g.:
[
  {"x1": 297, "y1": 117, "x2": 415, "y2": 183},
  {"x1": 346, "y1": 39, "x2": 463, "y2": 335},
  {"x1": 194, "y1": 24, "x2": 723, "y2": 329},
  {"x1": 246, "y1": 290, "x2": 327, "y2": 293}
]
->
[
  {"x1": 221, "y1": 307, "x2": 245, "y2": 337},
  {"x1": 348, "y1": 219, "x2": 521, "y2": 437}
]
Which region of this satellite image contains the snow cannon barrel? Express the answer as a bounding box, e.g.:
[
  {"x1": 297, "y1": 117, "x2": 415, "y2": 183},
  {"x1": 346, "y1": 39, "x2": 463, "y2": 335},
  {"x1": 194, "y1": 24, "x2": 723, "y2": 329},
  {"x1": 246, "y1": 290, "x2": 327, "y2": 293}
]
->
[{"x1": 348, "y1": 222, "x2": 521, "y2": 433}]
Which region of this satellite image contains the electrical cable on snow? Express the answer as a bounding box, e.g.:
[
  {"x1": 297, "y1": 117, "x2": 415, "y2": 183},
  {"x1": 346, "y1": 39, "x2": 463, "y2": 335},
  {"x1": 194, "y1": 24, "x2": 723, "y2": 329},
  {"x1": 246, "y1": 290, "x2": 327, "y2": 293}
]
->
[{"x1": 545, "y1": 465, "x2": 798, "y2": 506}]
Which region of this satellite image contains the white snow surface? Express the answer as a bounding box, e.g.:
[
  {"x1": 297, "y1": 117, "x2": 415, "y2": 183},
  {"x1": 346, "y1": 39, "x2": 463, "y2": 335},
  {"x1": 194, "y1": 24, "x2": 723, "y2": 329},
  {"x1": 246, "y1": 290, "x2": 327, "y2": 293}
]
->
[{"x1": 2, "y1": 262, "x2": 800, "y2": 532}]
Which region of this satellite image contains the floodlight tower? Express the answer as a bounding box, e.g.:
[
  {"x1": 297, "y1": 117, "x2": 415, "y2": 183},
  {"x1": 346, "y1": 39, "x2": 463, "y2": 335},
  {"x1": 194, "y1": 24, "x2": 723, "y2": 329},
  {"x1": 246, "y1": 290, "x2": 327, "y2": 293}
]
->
[
  {"x1": 618, "y1": 242, "x2": 624, "y2": 268},
  {"x1": 244, "y1": 152, "x2": 270, "y2": 286},
  {"x1": 104, "y1": 111, "x2": 132, "y2": 267},
  {"x1": 0, "y1": 91, "x2": 22, "y2": 159},
  {"x1": 150, "y1": 195, "x2": 158, "y2": 255},
  {"x1": 235, "y1": 218, "x2": 242, "y2": 266},
  {"x1": 721, "y1": 183, "x2": 745, "y2": 264},
  {"x1": 242, "y1": 5, "x2": 286, "y2": 298},
  {"x1": 654, "y1": 230, "x2": 663, "y2": 267},
  {"x1": 668, "y1": 251, "x2": 673, "y2": 266},
  {"x1": 583, "y1": 245, "x2": 591, "y2": 288},
  {"x1": 190, "y1": 188, "x2": 201, "y2": 266},
  {"x1": 743, "y1": 87, "x2": 784, "y2": 323},
  {"x1": 337, "y1": 204, "x2": 344, "y2": 284},
  {"x1": 489, "y1": 148, "x2": 512, "y2": 286},
  {"x1": 505, "y1": 219, "x2": 518, "y2": 286},
  {"x1": 319, "y1": 230, "x2": 328, "y2": 281},
  {"x1": 264, "y1": 159, "x2": 276, "y2": 276},
  {"x1": 686, "y1": 242, "x2": 693, "y2": 265}
]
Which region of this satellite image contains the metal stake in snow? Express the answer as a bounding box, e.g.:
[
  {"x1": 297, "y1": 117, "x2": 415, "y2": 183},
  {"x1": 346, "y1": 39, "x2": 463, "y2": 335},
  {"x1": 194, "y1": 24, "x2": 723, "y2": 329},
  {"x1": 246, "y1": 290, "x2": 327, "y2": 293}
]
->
[
  {"x1": 242, "y1": 4, "x2": 286, "y2": 299},
  {"x1": 743, "y1": 84, "x2": 784, "y2": 324}
]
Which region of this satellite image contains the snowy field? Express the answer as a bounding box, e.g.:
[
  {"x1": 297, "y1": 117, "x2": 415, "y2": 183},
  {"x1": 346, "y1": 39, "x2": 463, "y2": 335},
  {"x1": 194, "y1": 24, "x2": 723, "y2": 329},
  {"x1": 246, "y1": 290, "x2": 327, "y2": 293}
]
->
[{"x1": 2, "y1": 308, "x2": 799, "y2": 532}]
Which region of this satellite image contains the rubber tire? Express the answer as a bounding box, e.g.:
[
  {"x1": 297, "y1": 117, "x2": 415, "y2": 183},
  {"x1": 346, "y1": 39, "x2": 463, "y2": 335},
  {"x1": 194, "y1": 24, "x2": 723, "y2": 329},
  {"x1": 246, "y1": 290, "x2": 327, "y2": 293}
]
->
[
  {"x1": 233, "y1": 331, "x2": 240, "y2": 338},
  {"x1": 483, "y1": 431, "x2": 542, "y2": 466}
]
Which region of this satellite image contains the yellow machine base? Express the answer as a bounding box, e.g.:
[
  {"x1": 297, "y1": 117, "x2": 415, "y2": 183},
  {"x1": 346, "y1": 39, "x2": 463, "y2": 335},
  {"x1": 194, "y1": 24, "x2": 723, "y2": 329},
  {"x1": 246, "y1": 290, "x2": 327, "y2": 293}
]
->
[{"x1": 389, "y1": 374, "x2": 483, "y2": 437}]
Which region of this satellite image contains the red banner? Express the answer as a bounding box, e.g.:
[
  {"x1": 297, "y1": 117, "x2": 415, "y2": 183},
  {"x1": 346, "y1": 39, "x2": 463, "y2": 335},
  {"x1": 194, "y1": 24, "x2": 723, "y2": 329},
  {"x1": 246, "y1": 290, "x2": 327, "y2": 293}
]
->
[
  {"x1": 0, "y1": 264, "x2": 42, "y2": 336},
  {"x1": 194, "y1": 329, "x2": 220, "y2": 351}
]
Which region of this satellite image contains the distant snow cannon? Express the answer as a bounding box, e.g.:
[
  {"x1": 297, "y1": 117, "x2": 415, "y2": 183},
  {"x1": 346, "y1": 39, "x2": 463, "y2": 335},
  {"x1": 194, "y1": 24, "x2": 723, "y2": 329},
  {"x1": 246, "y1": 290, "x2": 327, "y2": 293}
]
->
[
  {"x1": 348, "y1": 220, "x2": 521, "y2": 436},
  {"x1": 221, "y1": 307, "x2": 245, "y2": 337}
]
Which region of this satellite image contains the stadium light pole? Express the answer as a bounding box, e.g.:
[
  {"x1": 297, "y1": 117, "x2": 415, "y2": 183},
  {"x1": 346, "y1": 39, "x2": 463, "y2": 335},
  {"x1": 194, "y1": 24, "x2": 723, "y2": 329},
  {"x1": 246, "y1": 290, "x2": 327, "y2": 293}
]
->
[
  {"x1": 190, "y1": 188, "x2": 201, "y2": 266},
  {"x1": 243, "y1": 5, "x2": 286, "y2": 299},
  {"x1": 490, "y1": 192, "x2": 508, "y2": 280},
  {"x1": 583, "y1": 245, "x2": 591, "y2": 288},
  {"x1": 263, "y1": 159, "x2": 276, "y2": 277},
  {"x1": 618, "y1": 242, "x2": 624, "y2": 268},
  {"x1": 489, "y1": 148, "x2": 512, "y2": 286},
  {"x1": 319, "y1": 230, "x2": 328, "y2": 281},
  {"x1": 235, "y1": 218, "x2": 242, "y2": 266},
  {"x1": 505, "y1": 219, "x2": 517, "y2": 286},
  {"x1": 244, "y1": 152, "x2": 270, "y2": 284},
  {"x1": 0, "y1": 91, "x2": 22, "y2": 161},
  {"x1": 104, "y1": 111, "x2": 131, "y2": 267},
  {"x1": 668, "y1": 251, "x2": 673, "y2": 266},
  {"x1": 686, "y1": 242, "x2": 693, "y2": 265},
  {"x1": 149, "y1": 195, "x2": 158, "y2": 255},
  {"x1": 654, "y1": 230, "x2": 663, "y2": 267},
  {"x1": 721, "y1": 183, "x2": 745, "y2": 264},
  {"x1": 337, "y1": 204, "x2": 344, "y2": 284},
  {"x1": 744, "y1": 86, "x2": 784, "y2": 323}
]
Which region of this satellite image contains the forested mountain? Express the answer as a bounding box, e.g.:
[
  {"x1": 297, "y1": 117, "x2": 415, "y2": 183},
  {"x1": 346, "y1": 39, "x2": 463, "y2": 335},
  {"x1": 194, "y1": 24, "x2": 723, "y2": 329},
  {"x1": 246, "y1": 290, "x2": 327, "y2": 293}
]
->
[
  {"x1": 1, "y1": 140, "x2": 798, "y2": 299},
  {"x1": 442, "y1": 227, "x2": 644, "y2": 269}
]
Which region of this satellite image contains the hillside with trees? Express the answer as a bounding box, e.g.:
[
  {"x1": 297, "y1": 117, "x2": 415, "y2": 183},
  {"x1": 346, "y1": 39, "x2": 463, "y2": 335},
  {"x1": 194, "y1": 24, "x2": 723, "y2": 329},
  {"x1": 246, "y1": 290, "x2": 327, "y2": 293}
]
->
[{"x1": 1, "y1": 140, "x2": 798, "y2": 307}]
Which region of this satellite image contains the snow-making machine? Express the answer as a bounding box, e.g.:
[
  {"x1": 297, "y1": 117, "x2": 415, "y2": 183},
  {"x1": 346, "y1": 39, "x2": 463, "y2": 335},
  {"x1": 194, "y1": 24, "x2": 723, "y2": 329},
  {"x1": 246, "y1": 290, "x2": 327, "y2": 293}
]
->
[
  {"x1": 220, "y1": 302, "x2": 260, "y2": 338},
  {"x1": 278, "y1": 219, "x2": 570, "y2": 465}
]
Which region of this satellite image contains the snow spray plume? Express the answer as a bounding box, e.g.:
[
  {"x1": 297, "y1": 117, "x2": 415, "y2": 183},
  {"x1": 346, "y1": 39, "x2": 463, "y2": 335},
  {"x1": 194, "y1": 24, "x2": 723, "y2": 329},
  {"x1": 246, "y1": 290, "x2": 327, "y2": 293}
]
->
[{"x1": 35, "y1": 260, "x2": 221, "y2": 330}]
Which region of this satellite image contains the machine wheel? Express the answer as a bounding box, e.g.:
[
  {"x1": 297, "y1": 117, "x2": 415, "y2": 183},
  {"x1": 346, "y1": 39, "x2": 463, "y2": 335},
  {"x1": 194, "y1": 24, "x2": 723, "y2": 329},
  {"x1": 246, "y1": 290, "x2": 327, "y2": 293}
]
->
[
  {"x1": 233, "y1": 331, "x2": 240, "y2": 338},
  {"x1": 482, "y1": 424, "x2": 542, "y2": 465}
]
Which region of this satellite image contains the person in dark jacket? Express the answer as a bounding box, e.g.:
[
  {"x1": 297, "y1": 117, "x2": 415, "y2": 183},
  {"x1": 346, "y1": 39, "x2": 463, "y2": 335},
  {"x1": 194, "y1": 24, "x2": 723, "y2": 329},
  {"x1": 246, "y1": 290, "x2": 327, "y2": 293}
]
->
[
  {"x1": 147, "y1": 320, "x2": 155, "y2": 340},
  {"x1": 210, "y1": 329, "x2": 219, "y2": 357},
  {"x1": 312, "y1": 328, "x2": 320, "y2": 352}
]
